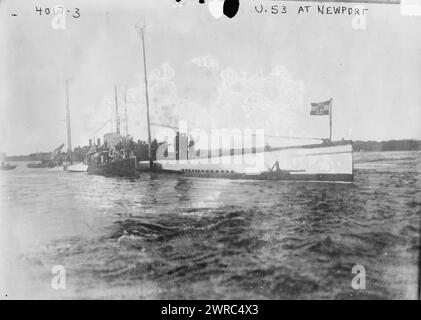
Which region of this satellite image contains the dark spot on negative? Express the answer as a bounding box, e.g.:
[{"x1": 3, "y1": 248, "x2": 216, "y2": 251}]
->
[{"x1": 223, "y1": 0, "x2": 240, "y2": 18}]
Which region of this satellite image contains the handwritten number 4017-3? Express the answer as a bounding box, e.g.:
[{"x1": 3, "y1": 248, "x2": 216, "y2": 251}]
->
[{"x1": 35, "y1": 6, "x2": 80, "y2": 18}]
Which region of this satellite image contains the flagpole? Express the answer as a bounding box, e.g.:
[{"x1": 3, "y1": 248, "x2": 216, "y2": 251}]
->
[
  {"x1": 329, "y1": 98, "x2": 333, "y2": 141},
  {"x1": 124, "y1": 86, "x2": 128, "y2": 136},
  {"x1": 115, "y1": 85, "x2": 120, "y2": 134},
  {"x1": 65, "y1": 79, "x2": 72, "y2": 164}
]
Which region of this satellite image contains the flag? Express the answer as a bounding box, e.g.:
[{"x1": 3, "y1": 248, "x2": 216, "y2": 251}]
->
[
  {"x1": 86, "y1": 145, "x2": 97, "y2": 155},
  {"x1": 310, "y1": 99, "x2": 332, "y2": 115}
]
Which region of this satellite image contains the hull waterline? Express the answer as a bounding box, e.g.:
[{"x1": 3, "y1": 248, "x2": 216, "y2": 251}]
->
[{"x1": 154, "y1": 141, "x2": 353, "y2": 182}]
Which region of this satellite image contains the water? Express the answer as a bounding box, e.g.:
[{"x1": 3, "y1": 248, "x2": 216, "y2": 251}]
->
[{"x1": 0, "y1": 151, "x2": 420, "y2": 299}]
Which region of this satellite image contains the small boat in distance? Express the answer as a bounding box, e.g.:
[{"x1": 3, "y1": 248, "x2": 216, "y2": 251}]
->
[
  {"x1": 1, "y1": 162, "x2": 17, "y2": 170},
  {"x1": 0, "y1": 152, "x2": 16, "y2": 170}
]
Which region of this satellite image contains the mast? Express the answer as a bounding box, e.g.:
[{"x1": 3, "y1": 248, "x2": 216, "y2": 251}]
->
[
  {"x1": 329, "y1": 98, "x2": 333, "y2": 141},
  {"x1": 65, "y1": 79, "x2": 72, "y2": 164},
  {"x1": 136, "y1": 24, "x2": 153, "y2": 169},
  {"x1": 115, "y1": 85, "x2": 120, "y2": 134},
  {"x1": 124, "y1": 86, "x2": 128, "y2": 136}
]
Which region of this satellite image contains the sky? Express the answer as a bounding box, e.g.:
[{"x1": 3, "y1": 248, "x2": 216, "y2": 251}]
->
[{"x1": 0, "y1": 0, "x2": 420, "y2": 155}]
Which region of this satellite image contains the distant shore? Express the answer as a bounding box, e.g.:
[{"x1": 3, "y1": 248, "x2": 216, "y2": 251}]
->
[{"x1": 352, "y1": 139, "x2": 421, "y2": 152}]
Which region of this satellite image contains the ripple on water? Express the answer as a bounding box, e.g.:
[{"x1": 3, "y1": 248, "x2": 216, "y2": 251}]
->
[{"x1": 1, "y1": 151, "x2": 419, "y2": 299}]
